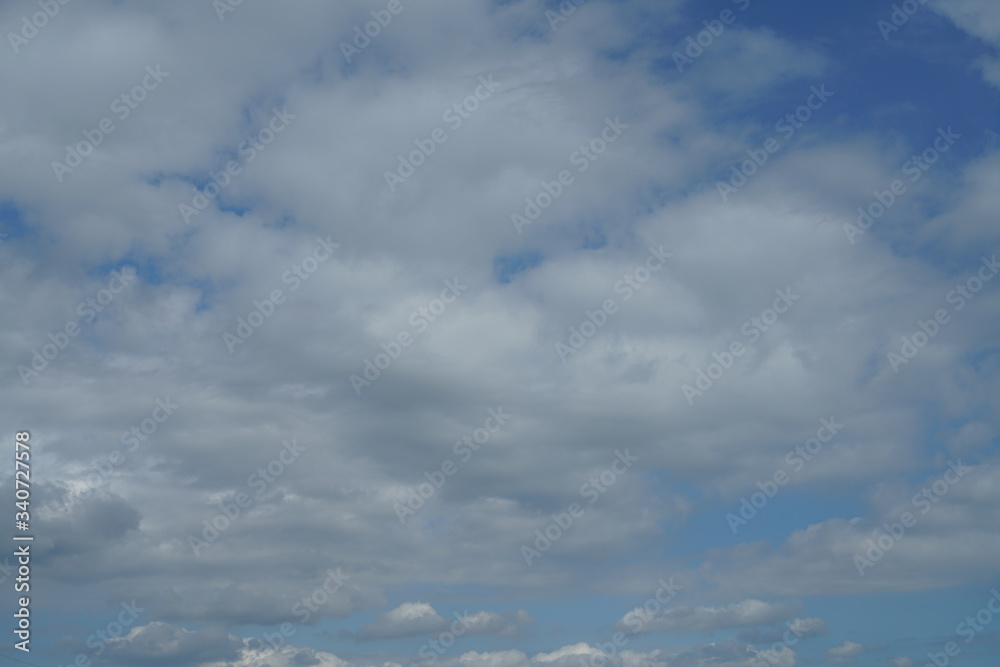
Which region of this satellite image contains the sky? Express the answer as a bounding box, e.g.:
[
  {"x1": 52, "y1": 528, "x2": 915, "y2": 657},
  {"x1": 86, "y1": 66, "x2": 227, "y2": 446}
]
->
[{"x1": 1, "y1": 0, "x2": 999, "y2": 666}]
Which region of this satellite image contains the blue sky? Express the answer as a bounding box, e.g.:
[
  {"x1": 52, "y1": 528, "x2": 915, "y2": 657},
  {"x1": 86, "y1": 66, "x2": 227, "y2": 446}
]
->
[{"x1": 1, "y1": 0, "x2": 999, "y2": 666}]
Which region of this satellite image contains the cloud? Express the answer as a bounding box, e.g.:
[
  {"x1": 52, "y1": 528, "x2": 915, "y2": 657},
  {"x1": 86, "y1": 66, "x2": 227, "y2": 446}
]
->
[
  {"x1": 931, "y1": 0, "x2": 1000, "y2": 87},
  {"x1": 824, "y1": 641, "x2": 865, "y2": 664},
  {"x1": 100, "y1": 622, "x2": 243, "y2": 666},
  {"x1": 2, "y1": 0, "x2": 999, "y2": 664},
  {"x1": 343, "y1": 602, "x2": 533, "y2": 641},
  {"x1": 616, "y1": 599, "x2": 798, "y2": 634}
]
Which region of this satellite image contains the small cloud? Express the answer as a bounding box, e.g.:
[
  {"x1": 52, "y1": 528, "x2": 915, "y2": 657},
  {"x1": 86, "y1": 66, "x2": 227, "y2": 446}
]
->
[
  {"x1": 343, "y1": 602, "x2": 532, "y2": 641},
  {"x1": 617, "y1": 599, "x2": 798, "y2": 634},
  {"x1": 825, "y1": 641, "x2": 865, "y2": 664}
]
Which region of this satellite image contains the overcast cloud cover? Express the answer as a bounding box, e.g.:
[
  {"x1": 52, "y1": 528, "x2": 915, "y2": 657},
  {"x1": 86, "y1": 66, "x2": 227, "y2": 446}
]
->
[{"x1": 1, "y1": 0, "x2": 999, "y2": 665}]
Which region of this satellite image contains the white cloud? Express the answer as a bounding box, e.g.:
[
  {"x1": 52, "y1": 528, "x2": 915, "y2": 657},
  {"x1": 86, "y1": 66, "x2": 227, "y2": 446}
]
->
[
  {"x1": 825, "y1": 641, "x2": 865, "y2": 664},
  {"x1": 618, "y1": 599, "x2": 797, "y2": 634},
  {"x1": 348, "y1": 602, "x2": 533, "y2": 641},
  {"x1": 4, "y1": 1, "x2": 999, "y2": 665}
]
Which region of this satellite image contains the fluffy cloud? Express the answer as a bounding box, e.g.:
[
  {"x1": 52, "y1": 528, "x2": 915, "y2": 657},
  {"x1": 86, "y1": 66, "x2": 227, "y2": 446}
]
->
[
  {"x1": 617, "y1": 599, "x2": 798, "y2": 634},
  {"x1": 824, "y1": 641, "x2": 865, "y2": 664},
  {"x1": 931, "y1": 0, "x2": 1000, "y2": 87},
  {"x1": 344, "y1": 602, "x2": 532, "y2": 641},
  {"x1": 190, "y1": 640, "x2": 792, "y2": 667},
  {"x1": 101, "y1": 622, "x2": 244, "y2": 666},
  {"x1": 3, "y1": 0, "x2": 999, "y2": 665}
]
